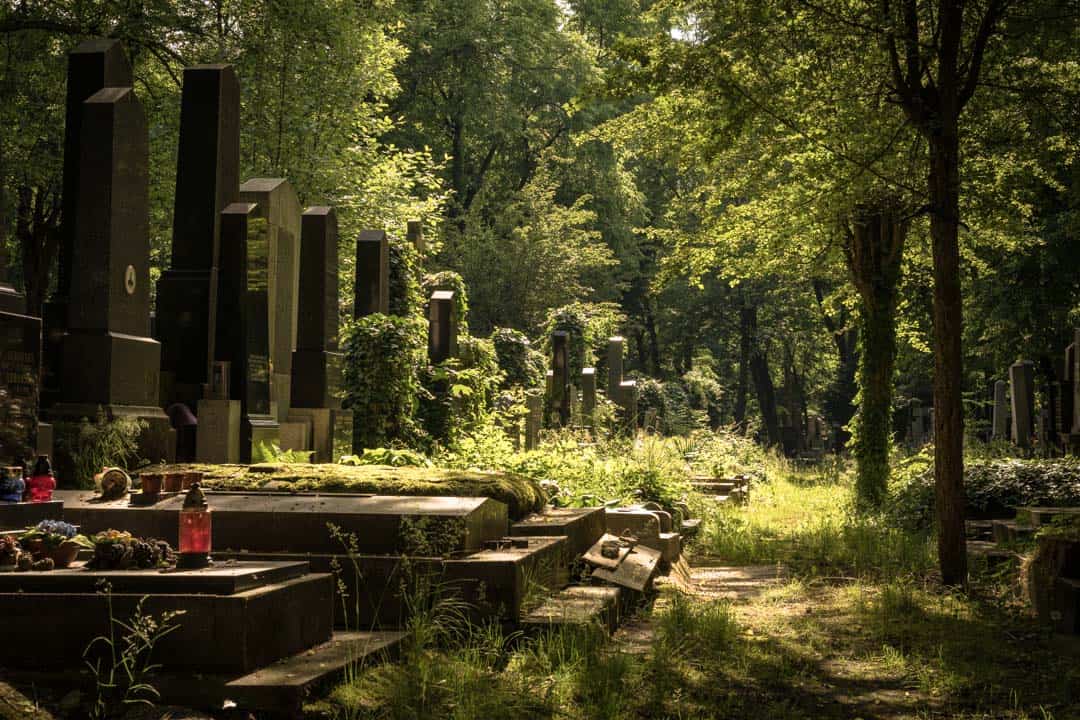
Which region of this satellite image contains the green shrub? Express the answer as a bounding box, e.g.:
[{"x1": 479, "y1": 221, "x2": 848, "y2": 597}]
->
[
  {"x1": 53, "y1": 411, "x2": 147, "y2": 488},
  {"x1": 889, "y1": 455, "x2": 1080, "y2": 530},
  {"x1": 681, "y1": 366, "x2": 724, "y2": 428},
  {"x1": 342, "y1": 314, "x2": 427, "y2": 450},
  {"x1": 491, "y1": 327, "x2": 545, "y2": 389},
  {"x1": 420, "y1": 334, "x2": 502, "y2": 446},
  {"x1": 389, "y1": 238, "x2": 423, "y2": 319},
  {"x1": 541, "y1": 302, "x2": 625, "y2": 381}
]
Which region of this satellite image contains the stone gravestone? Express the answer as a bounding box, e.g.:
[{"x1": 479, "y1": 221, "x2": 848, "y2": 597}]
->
[
  {"x1": 407, "y1": 219, "x2": 425, "y2": 254},
  {"x1": 354, "y1": 230, "x2": 389, "y2": 318},
  {"x1": 1071, "y1": 330, "x2": 1080, "y2": 442},
  {"x1": 428, "y1": 291, "x2": 458, "y2": 364},
  {"x1": 207, "y1": 203, "x2": 279, "y2": 462},
  {"x1": 581, "y1": 368, "x2": 597, "y2": 420},
  {"x1": 607, "y1": 336, "x2": 625, "y2": 398},
  {"x1": 42, "y1": 39, "x2": 133, "y2": 408},
  {"x1": 156, "y1": 65, "x2": 240, "y2": 415},
  {"x1": 1062, "y1": 339, "x2": 1076, "y2": 451},
  {"x1": 0, "y1": 243, "x2": 21, "y2": 314},
  {"x1": 238, "y1": 179, "x2": 302, "y2": 424},
  {"x1": 51, "y1": 84, "x2": 173, "y2": 462},
  {"x1": 992, "y1": 379, "x2": 1008, "y2": 440},
  {"x1": 1010, "y1": 359, "x2": 1035, "y2": 451},
  {"x1": 525, "y1": 393, "x2": 542, "y2": 451},
  {"x1": 288, "y1": 207, "x2": 353, "y2": 463},
  {"x1": 909, "y1": 399, "x2": 925, "y2": 446},
  {"x1": 551, "y1": 332, "x2": 570, "y2": 427}
]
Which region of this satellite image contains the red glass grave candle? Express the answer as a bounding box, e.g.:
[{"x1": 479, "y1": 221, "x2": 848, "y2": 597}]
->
[
  {"x1": 26, "y1": 456, "x2": 56, "y2": 503},
  {"x1": 177, "y1": 482, "x2": 211, "y2": 569}
]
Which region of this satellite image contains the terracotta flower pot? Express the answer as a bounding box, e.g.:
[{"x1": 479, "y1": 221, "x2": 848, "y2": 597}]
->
[
  {"x1": 140, "y1": 473, "x2": 163, "y2": 495},
  {"x1": 49, "y1": 541, "x2": 80, "y2": 568},
  {"x1": 163, "y1": 472, "x2": 183, "y2": 493}
]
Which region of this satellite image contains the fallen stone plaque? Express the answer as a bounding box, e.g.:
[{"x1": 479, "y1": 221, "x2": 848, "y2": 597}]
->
[{"x1": 590, "y1": 543, "x2": 661, "y2": 593}]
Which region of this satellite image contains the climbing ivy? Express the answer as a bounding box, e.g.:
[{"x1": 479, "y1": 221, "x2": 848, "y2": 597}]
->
[
  {"x1": 541, "y1": 302, "x2": 625, "y2": 382},
  {"x1": 492, "y1": 327, "x2": 545, "y2": 389},
  {"x1": 421, "y1": 270, "x2": 470, "y2": 332},
  {"x1": 389, "y1": 238, "x2": 423, "y2": 319},
  {"x1": 342, "y1": 314, "x2": 427, "y2": 450},
  {"x1": 419, "y1": 334, "x2": 502, "y2": 446}
]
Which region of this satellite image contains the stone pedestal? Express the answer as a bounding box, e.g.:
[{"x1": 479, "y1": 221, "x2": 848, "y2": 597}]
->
[
  {"x1": 288, "y1": 407, "x2": 353, "y2": 463},
  {"x1": 428, "y1": 290, "x2": 458, "y2": 363},
  {"x1": 551, "y1": 331, "x2": 570, "y2": 427},
  {"x1": 1011, "y1": 359, "x2": 1035, "y2": 450},
  {"x1": 581, "y1": 368, "x2": 597, "y2": 419},
  {"x1": 279, "y1": 420, "x2": 312, "y2": 455},
  {"x1": 607, "y1": 336, "x2": 625, "y2": 398},
  {"x1": 992, "y1": 379, "x2": 1008, "y2": 440},
  {"x1": 196, "y1": 398, "x2": 241, "y2": 463}
]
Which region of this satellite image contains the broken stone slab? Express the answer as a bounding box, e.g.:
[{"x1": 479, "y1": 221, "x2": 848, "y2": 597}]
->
[
  {"x1": 521, "y1": 585, "x2": 622, "y2": 633},
  {"x1": 582, "y1": 532, "x2": 634, "y2": 570},
  {"x1": 590, "y1": 543, "x2": 662, "y2": 593},
  {"x1": 510, "y1": 506, "x2": 605, "y2": 558}
]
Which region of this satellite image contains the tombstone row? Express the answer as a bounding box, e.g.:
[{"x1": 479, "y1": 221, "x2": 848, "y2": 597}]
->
[{"x1": 0, "y1": 39, "x2": 429, "y2": 471}]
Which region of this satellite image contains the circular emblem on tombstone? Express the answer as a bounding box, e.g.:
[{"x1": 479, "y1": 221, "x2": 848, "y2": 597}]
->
[{"x1": 124, "y1": 265, "x2": 137, "y2": 295}]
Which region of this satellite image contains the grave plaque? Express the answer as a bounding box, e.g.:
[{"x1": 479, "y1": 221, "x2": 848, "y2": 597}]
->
[
  {"x1": 581, "y1": 368, "x2": 597, "y2": 418},
  {"x1": 992, "y1": 379, "x2": 1008, "y2": 440},
  {"x1": 355, "y1": 229, "x2": 389, "y2": 317},
  {"x1": 43, "y1": 39, "x2": 133, "y2": 406},
  {"x1": 0, "y1": 308, "x2": 40, "y2": 465},
  {"x1": 551, "y1": 332, "x2": 570, "y2": 427},
  {"x1": 216, "y1": 203, "x2": 279, "y2": 461},
  {"x1": 238, "y1": 179, "x2": 301, "y2": 424},
  {"x1": 1010, "y1": 360, "x2": 1035, "y2": 449},
  {"x1": 157, "y1": 65, "x2": 240, "y2": 408},
  {"x1": 428, "y1": 290, "x2": 458, "y2": 364}
]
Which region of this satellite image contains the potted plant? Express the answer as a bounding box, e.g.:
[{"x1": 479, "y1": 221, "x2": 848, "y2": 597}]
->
[{"x1": 20, "y1": 520, "x2": 93, "y2": 568}]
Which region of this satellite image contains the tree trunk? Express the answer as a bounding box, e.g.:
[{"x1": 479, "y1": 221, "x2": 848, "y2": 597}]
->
[
  {"x1": 845, "y1": 205, "x2": 907, "y2": 507},
  {"x1": 930, "y1": 128, "x2": 968, "y2": 586},
  {"x1": 741, "y1": 302, "x2": 780, "y2": 445}
]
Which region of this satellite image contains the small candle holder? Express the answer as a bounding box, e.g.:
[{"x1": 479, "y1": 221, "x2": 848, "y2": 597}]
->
[{"x1": 176, "y1": 482, "x2": 212, "y2": 569}]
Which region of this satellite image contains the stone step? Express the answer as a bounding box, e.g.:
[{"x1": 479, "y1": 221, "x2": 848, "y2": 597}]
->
[
  {"x1": 510, "y1": 506, "x2": 605, "y2": 558},
  {"x1": 215, "y1": 535, "x2": 570, "y2": 628},
  {"x1": 966, "y1": 540, "x2": 1019, "y2": 568},
  {"x1": 691, "y1": 481, "x2": 737, "y2": 494},
  {"x1": 965, "y1": 520, "x2": 995, "y2": 540},
  {"x1": 0, "y1": 500, "x2": 63, "y2": 531},
  {"x1": 221, "y1": 630, "x2": 406, "y2": 713},
  {"x1": 680, "y1": 518, "x2": 702, "y2": 537},
  {"x1": 520, "y1": 585, "x2": 622, "y2": 632},
  {"x1": 56, "y1": 489, "x2": 508, "y2": 555},
  {"x1": 991, "y1": 519, "x2": 1035, "y2": 545}
]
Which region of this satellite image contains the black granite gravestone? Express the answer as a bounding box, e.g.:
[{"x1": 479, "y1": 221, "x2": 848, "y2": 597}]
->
[
  {"x1": 157, "y1": 65, "x2": 240, "y2": 410},
  {"x1": 291, "y1": 207, "x2": 342, "y2": 410},
  {"x1": 428, "y1": 290, "x2": 458, "y2": 364},
  {"x1": 217, "y1": 203, "x2": 279, "y2": 461},
  {"x1": 551, "y1": 331, "x2": 570, "y2": 427},
  {"x1": 238, "y1": 179, "x2": 301, "y2": 424},
  {"x1": 42, "y1": 40, "x2": 133, "y2": 407},
  {"x1": 354, "y1": 229, "x2": 389, "y2": 317}
]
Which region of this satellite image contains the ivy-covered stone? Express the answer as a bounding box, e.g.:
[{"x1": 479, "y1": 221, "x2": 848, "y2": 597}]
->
[{"x1": 492, "y1": 327, "x2": 545, "y2": 389}]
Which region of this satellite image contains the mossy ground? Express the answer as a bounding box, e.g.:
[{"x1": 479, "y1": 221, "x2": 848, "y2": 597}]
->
[{"x1": 155, "y1": 462, "x2": 546, "y2": 519}]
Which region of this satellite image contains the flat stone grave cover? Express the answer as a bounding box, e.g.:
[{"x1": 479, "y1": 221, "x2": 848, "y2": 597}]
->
[
  {"x1": 0, "y1": 500, "x2": 63, "y2": 530},
  {"x1": 0, "y1": 559, "x2": 307, "y2": 594}
]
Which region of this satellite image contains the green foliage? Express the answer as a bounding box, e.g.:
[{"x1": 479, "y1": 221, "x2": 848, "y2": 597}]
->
[
  {"x1": 389, "y1": 239, "x2": 424, "y2": 320},
  {"x1": 890, "y1": 456, "x2": 1080, "y2": 530},
  {"x1": 342, "y1": 314, "x2": 427, "y2": 451},
  {"x1": 491, "y1": 327, "x2": 545, "y2": 390},
  {"x1": 421, "y1": 270, "x2": 470, "y2": 331},
  {"x1": 541, "y1": 301, "x2": 626, "y2": 380},
  {"x1": 53, "y1": 412, "x2": 147, "y2": 489},
  {"x1": 341, "y1": 448, "x2": 433, "y2": 468},
  {"x1": 420, "y1": 335, "x2": 503, "y2": 447}
]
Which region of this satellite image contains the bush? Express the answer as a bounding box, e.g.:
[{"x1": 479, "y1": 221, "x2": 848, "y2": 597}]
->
[
  {"x1": 681, "y1": 367, "x2": 724, "y2": 428},
  {"x1": 342, "y1": 314, "x2": 427, "y2": 450},
  {"x1": 889, "y1": 455, "x2": 1080, "y2": 530},
  {"x1": 541, "y1": 302, "x2": 625, "y2": 381},
  {"x1": 420, "y1": 334, "x2": 502, "y2": 446},
  {"x1": 491, "y1": 327, "x2": 545, "y2": 389},
  {"x1": 53, "y1": 411, "x2": 147, "y2": 488},
  {"x1": 389, "y1": 239, "x2": 423, "y2": 319}
]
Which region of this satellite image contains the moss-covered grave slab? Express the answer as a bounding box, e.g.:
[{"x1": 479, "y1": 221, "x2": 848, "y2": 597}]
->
[{"x1": 151, "y1": 463, "x2": 545, "y2": 519}]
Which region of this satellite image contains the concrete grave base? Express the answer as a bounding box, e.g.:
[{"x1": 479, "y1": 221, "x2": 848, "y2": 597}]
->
[{"x1": 0, "y1": 500, "x2": 63, "y2": 531}]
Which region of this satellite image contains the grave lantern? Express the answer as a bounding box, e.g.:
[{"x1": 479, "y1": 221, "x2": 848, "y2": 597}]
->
[{"x1": 177, "y1": 482, "x2": 212, "y2": 569}]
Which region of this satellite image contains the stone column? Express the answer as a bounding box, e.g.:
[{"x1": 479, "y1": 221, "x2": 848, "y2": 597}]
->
[
  {"x1": 157, "y1": 64, "x2": 240, "y2": 411},
  {"x1": 992, "y1": 380, "x2": 1008, "y2": 440},
  {"x1": 428, "y1": 291, "x2": 458, "y2": 363},
  {"x1": 581, "y1": 368, "x2": 597, "y2": 419},
  {"x1": 607, "y1": 336, "x2": 624, "y2": 398},
  {"x1": 43, "y1": 39, "x2": 133, "y2": 407},
  {"x1": 1010, "y1": 359, "x2": 1035, "y2": 450},
  {"x1": 238, "y1": 178, "x2": 302, "y2": 424},
  {"x1": 525, "y1": 393, "x2": 542, "y2": 451},
  {"x1": 354, "y1": 230, "x2": 389, "y2": 317},
  {"x1": 551, "y1": 331, "x2": 570, "y2": 426}
]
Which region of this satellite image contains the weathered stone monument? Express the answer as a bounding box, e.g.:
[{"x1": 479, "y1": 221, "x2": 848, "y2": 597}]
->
[
  {"x1": 1063, "y1": 335, "x2": 1077, "y2": 452},
  {"x1": 551, "y1": 332, "x2": 570, "y2": 426},
  {"x1": 992, "y1": 379, "x2": 1008, "y2": 440},
  {"x1": 581, "y1": 367, "x2": 597, "y2": 419},
  {"x1": 525, "y1": 393, "x2": 542, "y2": 451},
  {"x1": 287, "y1": 207, "x2": 353, "y2": 462},
  {"x1": 50, "y1": 80, "x2": 173, "y2": 461},
  {"x1": 1010, "y1": 359, "x2": 1035, "y2": 450},
  {"x1": 238, "y1": 179, "x2": 302, "y2": 425},
  {"x1": 156, "y1": 65, "x2": 240, "y2": 413},
  {"x1": 607, "y1": 336, "x2": 624, "y2": 398},
  {"x1": 354, "y1": 230, "x2": 389, "y2": 317},
  {"x1": 43, "y1": 39, "x2": 133, "y2": 407},
  {"x1": 209, "y1": 203, "x2": 279, "y2": 462},
  {"x1": 428, "y1": 291, "x2": 459, "y2": 364},
  {"x1": 909, "y1": 399, "x2": 926, "y2": 446},
  {"x1": 1071, "y1": 330, "x2": 1080, "y2": 439}
]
